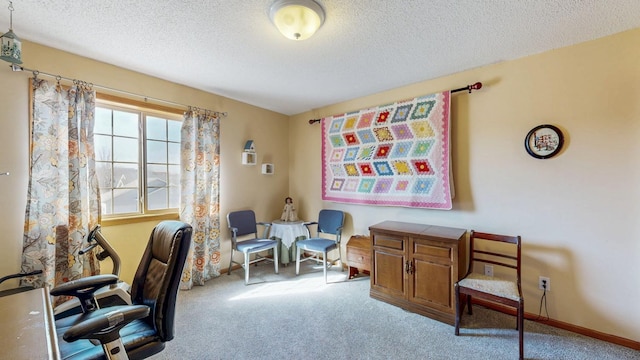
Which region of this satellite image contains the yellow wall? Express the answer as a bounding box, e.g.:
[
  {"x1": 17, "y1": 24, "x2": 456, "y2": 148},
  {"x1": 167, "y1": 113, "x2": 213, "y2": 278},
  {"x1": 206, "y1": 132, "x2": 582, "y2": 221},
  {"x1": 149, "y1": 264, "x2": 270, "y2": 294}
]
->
[
  {"x1": 0, "y1": 42, "x2": 290, "y2": 287},
  {"x1": 289, "y1": 28, "x2": 640, "y2": 342},
  {"x1": 0, "y1": 28, "x2": 638, "y2": 344}
]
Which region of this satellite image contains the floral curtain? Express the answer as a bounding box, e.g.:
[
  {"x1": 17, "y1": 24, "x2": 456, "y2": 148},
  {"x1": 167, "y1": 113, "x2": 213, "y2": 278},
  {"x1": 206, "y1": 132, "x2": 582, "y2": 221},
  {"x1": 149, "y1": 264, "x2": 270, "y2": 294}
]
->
[
  {"x1": 21, "y1": 79, "x2": 100, "y2": 292},
  {"x1": 179, "y1": 110, "x2": 221, "y2": 289}
]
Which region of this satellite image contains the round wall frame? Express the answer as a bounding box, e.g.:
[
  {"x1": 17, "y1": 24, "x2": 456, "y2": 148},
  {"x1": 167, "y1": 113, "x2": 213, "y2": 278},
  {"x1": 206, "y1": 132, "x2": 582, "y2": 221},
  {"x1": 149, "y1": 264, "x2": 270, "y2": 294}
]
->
[{"x1": 524, "y1": 124, "x2": 564, "y2": 159}]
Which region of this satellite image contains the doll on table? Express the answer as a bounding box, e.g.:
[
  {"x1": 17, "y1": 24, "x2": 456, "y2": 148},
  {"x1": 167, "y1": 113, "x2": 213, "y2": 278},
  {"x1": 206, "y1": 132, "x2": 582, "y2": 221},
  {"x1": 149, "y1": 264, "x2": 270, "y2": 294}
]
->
[{"x1": 280, "y1": 197, "x2": 298, "y2": 222}]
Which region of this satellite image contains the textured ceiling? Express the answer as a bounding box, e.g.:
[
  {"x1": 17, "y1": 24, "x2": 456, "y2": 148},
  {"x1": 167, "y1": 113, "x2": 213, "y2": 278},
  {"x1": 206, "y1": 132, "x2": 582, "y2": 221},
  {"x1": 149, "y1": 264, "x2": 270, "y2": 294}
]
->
[{"x1": 2, "y1": 0, "x2": 639, "y2": 115}]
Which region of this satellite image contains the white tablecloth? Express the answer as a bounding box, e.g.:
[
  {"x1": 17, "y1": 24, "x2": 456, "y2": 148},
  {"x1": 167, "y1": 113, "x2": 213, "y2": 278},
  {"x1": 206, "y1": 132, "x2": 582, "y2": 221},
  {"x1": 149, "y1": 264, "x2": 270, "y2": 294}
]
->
[
  {"x1": 269, "y1": 220, "x2": 309, "y2": 265},
  {"x1": 270, "y1": 220, "x2": 308, "y2": 248}
]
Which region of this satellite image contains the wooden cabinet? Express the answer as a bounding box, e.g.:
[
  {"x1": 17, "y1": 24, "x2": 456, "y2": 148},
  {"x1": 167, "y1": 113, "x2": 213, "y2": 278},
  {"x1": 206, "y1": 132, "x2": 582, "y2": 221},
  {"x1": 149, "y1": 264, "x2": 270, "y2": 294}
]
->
[
  {"x1": 369, "y1": 221, "x2": 466, "y2": 325},
  {"x1": 346, "y1": 235, "x2": 371, "y2": 279}
]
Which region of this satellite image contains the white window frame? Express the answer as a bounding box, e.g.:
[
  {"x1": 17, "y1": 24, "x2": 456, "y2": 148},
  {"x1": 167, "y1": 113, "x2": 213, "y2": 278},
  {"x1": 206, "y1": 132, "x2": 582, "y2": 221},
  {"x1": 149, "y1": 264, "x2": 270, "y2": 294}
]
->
[{"x1": 95, "y1": 94, "x2": 183, "y2": 223}]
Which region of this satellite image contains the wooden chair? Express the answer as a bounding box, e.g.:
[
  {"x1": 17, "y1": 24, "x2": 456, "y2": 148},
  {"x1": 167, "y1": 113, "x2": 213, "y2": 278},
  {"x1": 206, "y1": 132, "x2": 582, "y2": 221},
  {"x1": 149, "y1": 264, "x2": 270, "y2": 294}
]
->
[{"x1": 454, "y1": 230, "x2": 524, "y2": 360}]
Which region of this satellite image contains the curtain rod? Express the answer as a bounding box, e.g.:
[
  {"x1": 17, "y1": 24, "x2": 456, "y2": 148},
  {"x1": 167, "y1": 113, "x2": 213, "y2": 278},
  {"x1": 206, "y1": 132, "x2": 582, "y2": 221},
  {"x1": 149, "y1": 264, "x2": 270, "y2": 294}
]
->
[
  {"x1": 308, "y1": 82, "x2": 482, "y2": 124},
  {"x1": 9, "y1": 64, "x2": 228, "y2": 118}
]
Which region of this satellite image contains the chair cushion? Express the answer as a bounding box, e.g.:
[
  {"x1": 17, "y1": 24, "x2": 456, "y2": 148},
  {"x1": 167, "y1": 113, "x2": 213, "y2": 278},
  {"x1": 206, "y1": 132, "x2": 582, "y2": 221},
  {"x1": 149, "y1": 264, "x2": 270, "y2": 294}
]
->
[
  {"x1": 297, "y1": 238, "x2": 337, "y2": 252},
  {"x1": 236, "y1": 238, "x2": 277, "y2": 253},
  {"x1": 58, "y1": 318, "x2": 161, "y2": 360},
  {"x1": 457, "y1": 273, "x2": 521, "y2": 301}
]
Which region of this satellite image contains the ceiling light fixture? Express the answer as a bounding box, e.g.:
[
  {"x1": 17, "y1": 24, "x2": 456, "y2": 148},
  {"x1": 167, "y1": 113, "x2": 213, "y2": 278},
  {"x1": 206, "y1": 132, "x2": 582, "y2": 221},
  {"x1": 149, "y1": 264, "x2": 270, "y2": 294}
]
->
[
  {"x1": 269, "y1": 0, "x2": 325, "y2": 41},
  {"x1": 0, "y1": 1, "x2": 21, "y2": 64}
]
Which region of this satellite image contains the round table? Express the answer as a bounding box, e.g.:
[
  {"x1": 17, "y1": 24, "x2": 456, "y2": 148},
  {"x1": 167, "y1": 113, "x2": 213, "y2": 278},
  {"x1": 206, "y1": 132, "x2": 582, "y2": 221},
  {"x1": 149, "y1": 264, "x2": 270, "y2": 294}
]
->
[{"x1": 269, "y1": 220, "x2": 309, "y2": 265}]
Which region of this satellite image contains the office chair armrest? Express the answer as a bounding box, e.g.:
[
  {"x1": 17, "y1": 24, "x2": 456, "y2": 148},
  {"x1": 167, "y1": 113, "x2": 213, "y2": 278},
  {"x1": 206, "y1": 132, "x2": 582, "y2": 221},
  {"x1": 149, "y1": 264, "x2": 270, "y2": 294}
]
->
[
  {"x1": 0, "y1": 270, "x2": 43, "y2": 297},
  {"x1": 50, "y1": 274, "x2": 119, "y2": 313},
  {"x1": 63, "y1": 304, "x2": 150, "y2": 343},
  {"x1": 51, "y1": 274, "x2": 118, "y2": 297},
  {"x1": 0, "y1": 270, "x2": 42, "y2": 285}
]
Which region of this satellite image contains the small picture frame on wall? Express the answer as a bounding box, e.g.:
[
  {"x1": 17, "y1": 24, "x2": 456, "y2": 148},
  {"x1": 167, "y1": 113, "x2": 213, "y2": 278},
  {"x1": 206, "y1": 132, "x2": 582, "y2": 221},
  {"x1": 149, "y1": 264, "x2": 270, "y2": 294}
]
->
[{"x1": 525, "y1": 124, "x2": 564, "y2": 159}]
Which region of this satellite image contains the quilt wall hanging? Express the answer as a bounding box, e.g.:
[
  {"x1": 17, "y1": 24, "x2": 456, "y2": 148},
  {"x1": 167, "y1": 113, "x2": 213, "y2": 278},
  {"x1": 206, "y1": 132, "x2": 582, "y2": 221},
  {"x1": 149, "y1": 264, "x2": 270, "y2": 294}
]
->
[{"x1": 321, "y1": 90, "x2": 453, "y2": 209}]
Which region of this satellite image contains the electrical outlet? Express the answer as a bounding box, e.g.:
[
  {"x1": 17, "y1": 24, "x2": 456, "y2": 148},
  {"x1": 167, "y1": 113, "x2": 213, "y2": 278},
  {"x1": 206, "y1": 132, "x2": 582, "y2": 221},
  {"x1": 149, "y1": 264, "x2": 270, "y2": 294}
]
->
[
  {"x1": 539, "y1": 276, "x2": 550, "y2": 291},
  {"x1": 484, "y1": 264, "x2": 493, "y2": 277}
]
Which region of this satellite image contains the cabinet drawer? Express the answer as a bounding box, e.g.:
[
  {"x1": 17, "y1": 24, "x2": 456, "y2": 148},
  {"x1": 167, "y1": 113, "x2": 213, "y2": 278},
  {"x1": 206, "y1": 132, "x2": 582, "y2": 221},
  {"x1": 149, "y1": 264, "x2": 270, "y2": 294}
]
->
[
  {"x1": 374, "y1": 234, "x2": 404, "y2": 250},
  {"x1": 347, "y1": 248, "x2": 370, "y2": 269},
  {"x1": 414, "y1": 242, "x2": 451, "y2": 259},
  {"x1": 346, "y1": 235, "x2": 371, "y2": 272},
  {"x1": 349, "y1": 259, "x2": 370, "y2": 270}
]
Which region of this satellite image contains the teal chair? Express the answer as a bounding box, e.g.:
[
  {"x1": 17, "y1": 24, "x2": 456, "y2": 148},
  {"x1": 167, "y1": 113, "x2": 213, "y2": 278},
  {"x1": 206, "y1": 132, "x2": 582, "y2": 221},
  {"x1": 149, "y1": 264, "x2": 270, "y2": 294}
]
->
[
  {"x1": 227, "y1": 210, "x2": 279, "y2": 285},
  {"x1": 295, "y1": 209, "x2": 344, "y2": 283}
]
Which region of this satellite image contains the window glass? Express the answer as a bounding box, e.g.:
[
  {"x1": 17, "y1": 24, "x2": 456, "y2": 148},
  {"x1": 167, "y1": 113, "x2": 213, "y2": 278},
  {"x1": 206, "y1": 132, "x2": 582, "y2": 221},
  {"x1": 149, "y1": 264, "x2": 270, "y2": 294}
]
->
[
  {"x1": 113, "y1": 110, "x2": 138, "y2": 137},
  {"x1": 113, "y1": 137, "x2": 139, "y2": 163},
  {"x1": 113, "y1": 163, "x2": 139, "y2": 188},
  {"x1": 95, "y1": 101, "x2": 181, "y2": 218},
  {"x1": 148, "y1": 188, "x2": 168, "y2": 210},
  {"x1": 113, "y1": 188, "x2": 139, "y2": 214},
  {"x1": 146, "y1": 140, "x2": 167, "y2": 163},
  {"x1": 147, "y1": 164, "x2": 167, "y2": 186},
  {"x1": 168, "y1": 164, "x2": 180, "y2": 186},
  {"x1": 169, "y1": 186, "x2": 180, "y2": 209},
  {"x1": 146, "y1": 116, "x2": 167, "y2": 141},
  {"x1": 168, "y1": 120, "x2": 181, "y2": 142},
  {"x1": 168, "y1": 142, "x2": 180, "y2": 164},
  {"x1": 95, "y1": 108, "x2": 112, "y2": 134},
  {"x1": 94, "y1": 134, "x2": 112, "y2": 161}
]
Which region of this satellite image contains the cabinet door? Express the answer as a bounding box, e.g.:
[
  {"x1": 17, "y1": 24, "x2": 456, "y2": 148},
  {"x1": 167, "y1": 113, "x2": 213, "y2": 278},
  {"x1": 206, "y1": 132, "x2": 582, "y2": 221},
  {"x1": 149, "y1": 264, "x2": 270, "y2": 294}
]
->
[
  {"x1": 409, "y1": 238, "x2": 454, "y2": 312},
  {"x1": 371, "y1": 233, "x2": 406, "y2": 298}
]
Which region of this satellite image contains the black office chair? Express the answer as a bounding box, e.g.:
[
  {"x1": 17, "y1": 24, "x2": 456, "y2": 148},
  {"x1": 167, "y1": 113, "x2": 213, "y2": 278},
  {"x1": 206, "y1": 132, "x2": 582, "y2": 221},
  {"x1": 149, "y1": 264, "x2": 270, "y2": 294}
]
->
[{"x1": 52, "y1": 220, "x2": 192, "y2": 360}]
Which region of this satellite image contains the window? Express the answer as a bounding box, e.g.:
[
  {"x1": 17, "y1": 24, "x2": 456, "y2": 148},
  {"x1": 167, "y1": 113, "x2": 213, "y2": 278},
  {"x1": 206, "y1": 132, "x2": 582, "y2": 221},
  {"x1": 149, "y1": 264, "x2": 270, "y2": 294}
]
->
[{"x1": 94, "y1": 99, "x2": 182, "y2": 218}]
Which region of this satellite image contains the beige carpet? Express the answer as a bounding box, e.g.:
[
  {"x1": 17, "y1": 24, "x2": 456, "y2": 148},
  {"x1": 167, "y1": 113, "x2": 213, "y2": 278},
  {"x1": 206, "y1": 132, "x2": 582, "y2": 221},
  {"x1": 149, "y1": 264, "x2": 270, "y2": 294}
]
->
[{"x1": 149, "y1": 261, "x2": 639, "y2": 360}]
